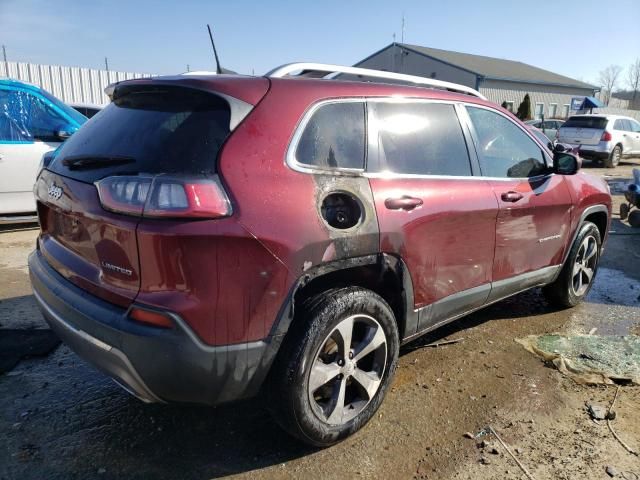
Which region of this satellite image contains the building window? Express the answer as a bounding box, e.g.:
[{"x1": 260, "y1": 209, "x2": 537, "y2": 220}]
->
[
  {"x1": 534, "y1": 103, "x2": 545, "y2": 119},
  {"x1": 562, "y1": 104, "x2": 570, "y2": 118},
  {"x1": 548, "y1": 103, "x2": 558, "y2": 118}
]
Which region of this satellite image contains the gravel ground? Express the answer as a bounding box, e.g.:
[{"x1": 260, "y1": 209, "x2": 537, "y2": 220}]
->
[{"x1": 1, "y1": 158, "x2": 640, "y2": 480}]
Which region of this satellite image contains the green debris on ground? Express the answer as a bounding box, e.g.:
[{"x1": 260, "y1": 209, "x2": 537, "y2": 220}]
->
[{"x1": 516, "y1": 334, "x2": 640, "y2": 385}]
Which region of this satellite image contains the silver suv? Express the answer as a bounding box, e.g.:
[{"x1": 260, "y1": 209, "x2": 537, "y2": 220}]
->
[{"x1": 557, "y1": 114, "x2": 640, "y2": 167}]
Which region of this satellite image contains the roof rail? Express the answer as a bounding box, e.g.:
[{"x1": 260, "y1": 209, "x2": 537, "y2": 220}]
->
[{"x1": 266, "y1": 62, "x2": 486, "y2": 100}]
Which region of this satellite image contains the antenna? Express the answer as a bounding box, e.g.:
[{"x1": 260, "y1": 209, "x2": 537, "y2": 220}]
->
[{"x1": 207, "y1": 24, "x2": 223, "y2": 74}]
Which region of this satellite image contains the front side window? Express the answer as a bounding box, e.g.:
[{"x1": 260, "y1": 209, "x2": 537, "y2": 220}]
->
[
  {"x1": 0, "y1": 88, "x2": 66, "y2": 142},
  {"x1": 371, "y1": 101, "x2": 472, "y2": 176},
  {"x1": 0, "y1": 88, "x2": 32, "y2": 142},
  {"x1": 466, "y1": 106, "x2": 547, "y2": 178},
  {"x1": 0, "y1": 89, "x2": 30, "y2": 142},
  {"x1": 295, "y1": 102, "x2": 365, "y2": 170},
  {"x1": 630, "y1": 119, "x2": 640, "y2": 133}
]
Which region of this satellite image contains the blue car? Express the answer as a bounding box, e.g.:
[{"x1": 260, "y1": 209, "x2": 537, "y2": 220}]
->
[{"x1": 0, "y1": 79, "x2": 87, "y2": 217}]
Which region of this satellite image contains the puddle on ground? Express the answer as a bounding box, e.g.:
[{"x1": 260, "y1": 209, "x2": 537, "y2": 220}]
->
[{"x1": 566, "y1": 268, "x2": 640, "y2": 336}]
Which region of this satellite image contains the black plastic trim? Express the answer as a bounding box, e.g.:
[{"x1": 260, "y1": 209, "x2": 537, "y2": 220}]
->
[{"x1": 29, "y1": 249, "x2": 279, "y2": 406}]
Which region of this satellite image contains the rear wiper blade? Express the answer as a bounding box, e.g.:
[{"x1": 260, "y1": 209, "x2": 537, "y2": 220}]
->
[{"x1": 62, "y1": 155, "x2": 135, "y2": 170}]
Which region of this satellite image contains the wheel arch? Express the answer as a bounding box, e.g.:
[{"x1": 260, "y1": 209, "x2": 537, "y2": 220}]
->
[
  {"x1": 270, "y1": 254, "x2": 418, "y2": 344},
  {"x1": 562, "y1": 204, "x2": 609, "y2": 266}
]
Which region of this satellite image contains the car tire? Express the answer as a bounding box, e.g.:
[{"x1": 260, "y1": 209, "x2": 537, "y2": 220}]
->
[
  {"x1": 605, "y1": 145, "x2": 622, "y2": 168},
  {"x1": 620, "y1": 203, "x2": 630, "y2": 220},
  {"x1": 543, "y1": 222, "x2": 601, "y2": 308},
  {"x1": 629, "y1": 210, "x2": 640, "y2": 228},
  {"x1": 266, "y1": 287, "x2": 399, "y2": 447}
]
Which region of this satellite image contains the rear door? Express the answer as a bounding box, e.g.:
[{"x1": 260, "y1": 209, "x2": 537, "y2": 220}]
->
[
  {"x1": 367, "y1": 99, "x2": 498, "y2": 334},
  {"x1": 629, "y1": 119, "x2": 640, "y2": 154},
  {"x1": 34, "y1": 84, "x2": 243, "y2": 307},
  {"x1": 557, "y1": 116, "x2": 607, "y2": 146},
  {"x1": 463, "y1": 105, "x2": 573, "y2": 299},
  {"x1": 613, "y1": 119, "x2": 635, "y2": 153}
]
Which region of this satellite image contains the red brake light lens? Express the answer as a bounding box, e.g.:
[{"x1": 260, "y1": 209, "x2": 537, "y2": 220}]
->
[
  {"x1": 601, "y1": 131, "x2": 612, "y2": 141},
  {"x1": 144, "y1": 178, "x2": 231, "y2": 218},
  {"x1": 95, "y1": 175, "x2": 231, "y2": 219}
]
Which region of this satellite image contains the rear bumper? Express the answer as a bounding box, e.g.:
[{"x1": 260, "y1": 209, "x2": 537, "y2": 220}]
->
[
  {"x1": 28, "y1": 249, "x2": 282, "y2": 405},
  {"x1": 563, "y1": 142, "x2": 611, "y2": 160}
]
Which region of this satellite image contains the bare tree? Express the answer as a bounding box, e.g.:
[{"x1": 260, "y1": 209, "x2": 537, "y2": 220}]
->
[
  {"x1": 628, "y1": 58, "x2": 640, "y2": 109},
  {"x1": 599, "y1": 65, "x2": 623, "y2": 105}
]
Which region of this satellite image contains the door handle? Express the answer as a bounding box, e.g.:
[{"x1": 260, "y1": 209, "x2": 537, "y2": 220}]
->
[
  {"x1": 501, "y1": 191, "x2": 523, "y2": 202},
  {"x1": 385, "y1": 196, "x2": 423, "y2": 211}
]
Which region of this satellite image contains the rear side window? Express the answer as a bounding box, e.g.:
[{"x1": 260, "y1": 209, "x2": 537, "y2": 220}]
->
[
  {"x1": 563, "y1": 116, "x2": 608, "y2": 129},
  {"x1": 295, "y1": 102, "x2": 365, "y2": 170},
  {"x1": 371, "y1": 102, "x2": 471, "y2": 176},
  {"x1": 466, "y1": 106, "x2": 547, "y2": 178},
  {"x1": 614, "y1": 119, "x2": 631, "y2": 131},
  {"x1": 50, "y1": 85, "x2": 231, "y2": 183}
]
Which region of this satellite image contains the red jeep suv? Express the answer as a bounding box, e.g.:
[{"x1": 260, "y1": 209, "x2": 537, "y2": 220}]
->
[{"x1": 29, "y1": 63, "x2": 611, "y2": 446}]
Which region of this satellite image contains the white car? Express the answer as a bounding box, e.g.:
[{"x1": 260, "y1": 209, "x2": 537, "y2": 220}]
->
[
  {"x1": 556, "y1": 114, "x2": 640, "y2": 168},
  {"x1": 0, "y1": 79, "x2": 86, "y2": 219}
]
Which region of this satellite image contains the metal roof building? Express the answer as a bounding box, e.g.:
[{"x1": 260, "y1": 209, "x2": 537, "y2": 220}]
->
[{"x1": 355, "y1": 43, "x2": 599, "y2": 119}]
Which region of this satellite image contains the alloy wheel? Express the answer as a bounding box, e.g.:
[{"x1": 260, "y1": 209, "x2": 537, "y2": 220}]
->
[
  {"x1": 571, "y1": 235, "x2": 598, "y2": 296},
  {"x1": 308, "y1": 314, "x2": 387, "y2": 425}
]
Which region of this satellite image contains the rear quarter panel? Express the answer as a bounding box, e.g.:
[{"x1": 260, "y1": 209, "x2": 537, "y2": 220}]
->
[{"x1": 563, "y1": 172, "x2": 612, "y2": 244}]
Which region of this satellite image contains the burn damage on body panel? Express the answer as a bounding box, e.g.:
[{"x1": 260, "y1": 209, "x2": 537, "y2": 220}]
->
[{"x1": 312, "y1": 174, "x2": 380, "y2": 264}]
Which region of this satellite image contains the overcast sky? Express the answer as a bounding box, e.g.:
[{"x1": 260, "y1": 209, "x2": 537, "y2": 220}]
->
[{"x1": 2, "y1": 0, "x2": 639, "y2": 88}]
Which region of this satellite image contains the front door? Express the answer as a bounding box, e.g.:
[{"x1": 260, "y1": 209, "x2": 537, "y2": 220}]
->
[
  {"x1": 367, "y1": 100, "x2": 499, "y2": 335},
  {"x1": 464, "y1": 105, "x2": 574, "y2": 300},
  {"x1": 0, "y1": 86, "x2": 63, "y2": 214}
]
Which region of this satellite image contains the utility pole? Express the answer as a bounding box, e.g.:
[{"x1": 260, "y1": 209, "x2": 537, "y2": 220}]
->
[
  {"x1": 186, "y1": 64, "x2": 190, "y2": 72},
  {"x1": 401, "y1": 14, "x2": 405, "y2": 44},
  {"x1": 2, "y1": 45, "x2": 8, "y2": 76},
  {"x1": 391, "y1": 33, "x2": 396, "y2": 72},
  {"x1": 104, "y1": 57, "x2": 109, "y2": 72}
]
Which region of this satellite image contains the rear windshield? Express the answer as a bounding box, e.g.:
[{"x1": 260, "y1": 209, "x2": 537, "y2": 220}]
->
[
  {"x1": 562, "y1": 116, "x2": 608, "y2": 129},
  {"x1": 49, "y1": 85, "x2": 231, "y2": 183}
]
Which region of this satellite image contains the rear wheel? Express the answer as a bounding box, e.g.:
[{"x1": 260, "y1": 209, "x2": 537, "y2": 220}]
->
[
  {"x1": 605, "y1": 145, "x2": 622, "y2": 168},
  {"x1": 629, "y1": 210, "x2": 640, "y2": 228},
  {"x1": 267, "y1": 287, "x2": 399, "y2": 446},
  {"x1": 543, "y1": 222, "x2": 601, "y2": 308}
]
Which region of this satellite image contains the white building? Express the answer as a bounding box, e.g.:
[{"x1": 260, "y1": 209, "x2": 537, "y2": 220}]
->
[{"x1": 355, "y1": 43, "x2": 598, "y2": 119}]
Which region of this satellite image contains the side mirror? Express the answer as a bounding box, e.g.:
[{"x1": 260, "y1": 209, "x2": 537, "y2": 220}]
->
[
  {"x1": 553, "y1": 143, "x2": 567, "y2": 153},
  {"x1": 553, "y1": 151, "x2": 580, "y2": 175},
  {"x1": 55, "y1": 129, "x2": 75, "y2": 140}
]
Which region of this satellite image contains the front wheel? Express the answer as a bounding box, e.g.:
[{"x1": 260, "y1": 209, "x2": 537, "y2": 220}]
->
[
  {"x1": 267, "y1": 287, "x2": 399, "y2": 446},
  {"x1": 543, "y1": 222, "x2": 601, "y2": 308},
  {"x1": 620, "y1": 203, "x2": 630, "y2": 220}
]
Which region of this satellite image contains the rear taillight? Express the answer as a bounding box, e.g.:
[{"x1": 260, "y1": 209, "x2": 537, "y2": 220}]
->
[
  {"x1": 601, "y1": 131, "x2": 612, "y2": 141},
  {"x1": 95, "y1": 175, "x2": 231, "y2": 219}
]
